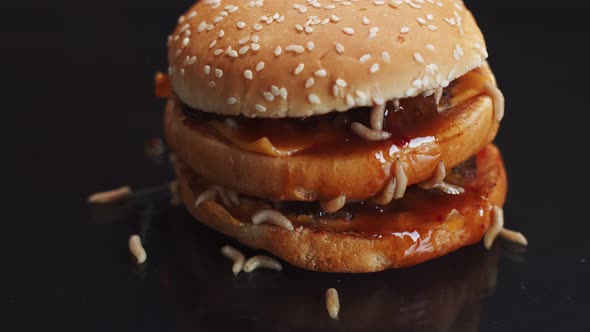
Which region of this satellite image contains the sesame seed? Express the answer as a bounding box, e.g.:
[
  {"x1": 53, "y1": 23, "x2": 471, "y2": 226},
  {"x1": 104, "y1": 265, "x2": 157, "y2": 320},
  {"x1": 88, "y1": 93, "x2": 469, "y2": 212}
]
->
[
  {"x1": 362, "y1": 17, "x2": 370, "y2": 25},
  {"x1": 187, "y1": 56, "x2": 197, "y2": 65},
  {"x1": 330, "y1": 14, "x2": 340, "y2": 22},
  {"x1": 370, "y1": 63, "x2": 380, "y2": 73},
  {"x1": 256, "y1": 62, "x2": 265, "y2": 72},
  {"x1": 274, "y1": 46, "x2": 282, "y2": 56},
  {"x1": 215, "y1": 69, "x2": 223, "y2": 78},
  {"x1": 197, "y1": 21, "x2": 207, "y2": 32},
  {"x1": 218, "y1": 29, "x2": 225, "y2": 38},
  {"x1": 251, "y1": 43, "x2": 260, "y2": 51},
  {"x1": 425, "y1": 64, "x2": 438, "y2": 75},
  {"x1": 182, "y1": 37, "x2": 190, "y2": 47},
  {"x1": 263, "y1": 92, "x2": 275, "y2": 101},
  {"x1": 314, "y1": 69, "x2": 327, "y2": 77},
  {"x1": 204, "y1": 65, "x2": 211, "y2": 75},
  {"x1": 237, "y1": 21, "x2": 246, "y2": 29},
  {"x1": 425, "y1": 44, "x2": 435, "y2": 51},
  {"x1": 342, "y1": 27, "x2": 355, "y2": 35},
  {"x1": 426, "y1": 14, "x2": 434, "y2": 21},
  {"x1": 417, "y1": 17, "x2": 427, "y2": 25},
  {"x1": 427, "y1": 24, "x2": 438, "y2": 31},
  {"x1": 369, "y1": 27, "x2": 379, "y2": 39},
  {"x1": 305, "y1": 26, "x2": 313, "y2": 34},
  {"x1": 382, "y1": 51, "x2": 391, "y2": 63},
  {"x1": 414, "y1": 52, "x2": 425, "y2": 63},
  {"x1": 400, "y1": 26, "x2": 410, "y2": 34},
  {"x1": 271, "y1": 85, "x2": 280, "y2": 96},
  {"x1": 187, "y1": 11, "x2": 197, "y2": 20},
  {"x1": 359, "y1": 54, "x2": 371, "y2": 63},
  {"x1": 244, "y1": 70, "x2": 253, "y2": 80},
  {"x1": 295, "y1": 24, "x2": 304, "y2": 32},
  {"x1": 228, "y1": 50, "x2": 238, "y2": 57},
  {"x1": 336, "y1": 79, "x2": 347, "y2": 87},
  {"x1": 279, "y1": 88, "x2": 288, "y2": 99},
  {"x1": 179, "y1": 23, "x2": 190, "y2": 33},
  {"x1": 335, "y1": 43, "x2": 344, "y2": 54},
  {"x1": 412, "y1": 79, "x2": 423, "y2": 88},
  {"x1": 332, "y1": 85, "x2": 339, "y2": 97},
  {"x1": 406, "y1": 88, "x2": 418, "y2": 96},
  {"x1": 294, "y1": 63, "x2": 305, "y2": 75},
  {"x1": 227, "y1": 97, "x2": 237, "y2": 105},
  {"x1": 238, "y1": 36, "x2": 250, "y2": 45},
  {"x1": 251, "y1": 35, "x2": 259, "y2": 42},
  {"x1": 286, "y1": 45, "x2": 305, "y2": 53},
  {"x1": 253, "y1": 23, "x2": 262, "y2": 31},
  {"x1": 307, "y1": 41, "x2": 315, "y2": 51},
  {"x1": 444, "y1": 17, "x2": 456, "y2": 26},
  {"x1": 213, "y1": 49, "x2": 224, "y2": 56},
  {"x1": 209, "y1": 40, "x2": 217, "y2": 48},
  {"x1": 308, "y1": 94, "x2": 321, "y2": 104},
  {"x1": 256, "y1": 104, "x2": 267, "y2": 112},
  {"x1": 346, "y1": 94, "x2": 355, "y2": 106},
  {"x1": 305, "y1": 77, "x2": 315, "y2": 88}
]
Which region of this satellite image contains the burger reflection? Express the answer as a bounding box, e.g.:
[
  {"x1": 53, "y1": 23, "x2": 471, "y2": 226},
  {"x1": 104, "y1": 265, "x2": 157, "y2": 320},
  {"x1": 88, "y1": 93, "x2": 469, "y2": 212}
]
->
[{"x1": 157, "y1": 211, "x2": 501, "y2": 331}]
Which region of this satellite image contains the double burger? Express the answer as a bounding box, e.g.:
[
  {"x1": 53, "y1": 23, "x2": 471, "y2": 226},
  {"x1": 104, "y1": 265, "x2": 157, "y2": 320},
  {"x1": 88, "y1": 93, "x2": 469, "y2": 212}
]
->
[{"x1": 157, "y1": 0, "x2": 527, "y2": 273}]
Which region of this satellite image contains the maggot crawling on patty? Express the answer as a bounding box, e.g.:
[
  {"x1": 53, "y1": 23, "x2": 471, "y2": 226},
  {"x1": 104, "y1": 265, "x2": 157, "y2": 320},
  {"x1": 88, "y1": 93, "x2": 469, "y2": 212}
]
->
[
  {"x1": 484, "y1": 206, "x2": 528, "y2": 249},
  {"x1": 432, "y1": 182, "x2": 465, "y2": 195},
  {"x1": 393, "y1": 98, "x2": 400, "y2": 111},
  {"x1": 194, "y1": 188, "x2": 218, "y2": 207},
  {"x1": 484, "y1": 82, "x2": 505, "y2": 121},
  {"x1": 418, "y1": 161, "x2": 447, "y2": 190},
  {"x1": 393, "y1": 158, "x2": 408, "y2": 200},
  {"x1": 320, "y1": 194, "x2": 347, "y2": 213},
  {"x1": 370, "y1": 102, "x2": 386, "y2": 131},
  {"x1": 374, "y1": 177, "x2": 396, "y2": 205},
  {"x1": 374, "y1": 157, "x2": 407, "y2": 205},
  {"x1": 221, "y1": 245, "x2": 245, "y2": 276},
  {"x1": 243, "y1": 255, "x2": 283, "y2": 272},
  {"x1": 350, "y1": 122, "x2": 391, "y2": 141},
  {"x1": 194, "y1": 186, "x2": 240, "y2": 208},
  {"x1": 251, "y1": 210, "x2": 294, "y2": 232},
  {"x1": 418, "y1": 161, "x2": 465, "y2": 195}
]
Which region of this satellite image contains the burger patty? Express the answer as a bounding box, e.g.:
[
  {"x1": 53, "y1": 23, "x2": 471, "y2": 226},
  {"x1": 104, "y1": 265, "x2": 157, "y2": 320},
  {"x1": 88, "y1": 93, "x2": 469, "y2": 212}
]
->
[
  {"x1": 163, "y1": 65, "x2": 499, "y2": 203},
  {"x1": 176, "y1": 144, "x2": 507, "y2": 271}
]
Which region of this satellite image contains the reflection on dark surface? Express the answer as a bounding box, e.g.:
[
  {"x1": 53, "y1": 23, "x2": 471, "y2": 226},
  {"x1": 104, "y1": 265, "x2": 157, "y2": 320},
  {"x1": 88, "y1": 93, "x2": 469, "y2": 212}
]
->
[{"x1": 149, "y1": 207, "x2": 502, "y2": 331}]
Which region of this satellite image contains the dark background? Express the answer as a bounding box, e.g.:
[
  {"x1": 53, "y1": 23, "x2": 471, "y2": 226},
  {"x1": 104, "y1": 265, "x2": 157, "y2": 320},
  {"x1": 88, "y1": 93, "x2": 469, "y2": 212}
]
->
[{"x1": 3, "y1": 1, "x2": 589, "y2": 331}]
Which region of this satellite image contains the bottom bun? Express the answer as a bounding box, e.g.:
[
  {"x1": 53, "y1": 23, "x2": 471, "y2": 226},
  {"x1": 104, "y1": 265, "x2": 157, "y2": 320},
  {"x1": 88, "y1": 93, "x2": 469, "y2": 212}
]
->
[{"x1": 177, "y1": 144, "x2": 507, "y2": 273}]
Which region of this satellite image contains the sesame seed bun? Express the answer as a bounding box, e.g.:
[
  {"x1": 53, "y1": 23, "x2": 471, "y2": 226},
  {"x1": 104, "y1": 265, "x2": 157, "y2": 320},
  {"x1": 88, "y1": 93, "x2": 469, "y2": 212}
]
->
[
  {"x1": 168, "y1": 0, "x2": 488, "y2": 118},
  {"x1": 176, "y1": 144, "x2": 507, "y2": 273}
]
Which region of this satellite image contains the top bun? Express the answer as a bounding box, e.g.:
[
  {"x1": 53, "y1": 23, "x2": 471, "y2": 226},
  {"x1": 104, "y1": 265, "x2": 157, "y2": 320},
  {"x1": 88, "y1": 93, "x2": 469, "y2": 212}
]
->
[{"x1": 168, "y1": 0, "x2": 488, "y2": 118}]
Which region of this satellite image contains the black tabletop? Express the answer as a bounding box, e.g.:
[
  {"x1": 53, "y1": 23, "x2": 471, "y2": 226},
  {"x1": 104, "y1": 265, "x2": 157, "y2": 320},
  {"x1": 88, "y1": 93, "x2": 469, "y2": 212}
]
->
[{"x1": 4, "y1": 1, "x2": 590, "y2": 331}]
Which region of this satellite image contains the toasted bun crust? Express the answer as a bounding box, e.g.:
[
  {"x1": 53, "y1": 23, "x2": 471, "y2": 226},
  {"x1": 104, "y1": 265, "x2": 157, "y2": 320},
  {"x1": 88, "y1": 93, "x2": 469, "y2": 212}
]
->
[
  {"x1": 168, "y1": 0, "x2": 487, "y2": 118},
  {"x1": 177, "y1": 144, "x2": 507, "y2": 273},
  {"x1": 165, "y1": 89, "x2": 498, "y2": 202}
]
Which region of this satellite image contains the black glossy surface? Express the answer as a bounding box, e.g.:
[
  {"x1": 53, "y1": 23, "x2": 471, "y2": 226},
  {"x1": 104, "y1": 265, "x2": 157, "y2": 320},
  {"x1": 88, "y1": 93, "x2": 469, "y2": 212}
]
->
[{"x1": 4, "y1": 1, "x2": 590, "y2": 331}]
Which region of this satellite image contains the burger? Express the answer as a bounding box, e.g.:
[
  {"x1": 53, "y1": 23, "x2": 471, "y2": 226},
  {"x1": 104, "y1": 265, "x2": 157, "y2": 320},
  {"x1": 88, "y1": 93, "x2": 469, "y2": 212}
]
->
[{"x1": 157, "y1": 0, "x2": 527, "y2": 273}]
